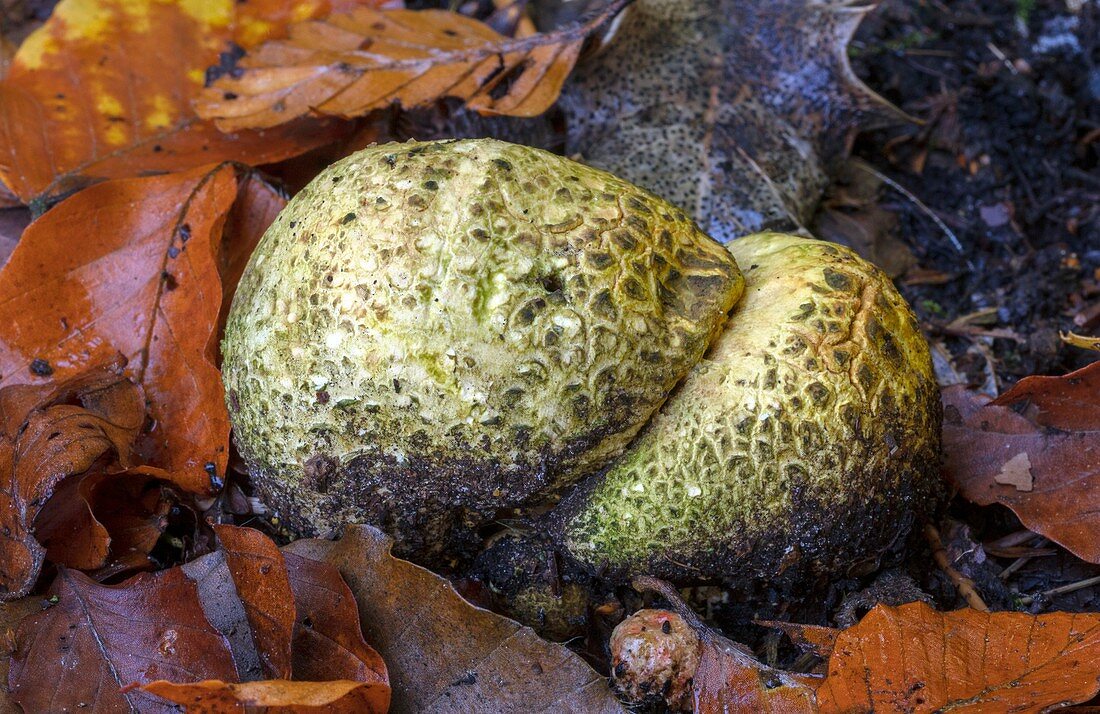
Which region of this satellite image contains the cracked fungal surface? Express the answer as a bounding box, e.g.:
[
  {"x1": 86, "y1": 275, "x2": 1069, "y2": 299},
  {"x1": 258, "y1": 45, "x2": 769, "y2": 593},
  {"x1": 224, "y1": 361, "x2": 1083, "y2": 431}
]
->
[
  {"x1": 222, "y1": 138, "x2": 743, "y2": 556},
  {"x1": 559, "y1": 233, "x2": 942, "y2": 584}
]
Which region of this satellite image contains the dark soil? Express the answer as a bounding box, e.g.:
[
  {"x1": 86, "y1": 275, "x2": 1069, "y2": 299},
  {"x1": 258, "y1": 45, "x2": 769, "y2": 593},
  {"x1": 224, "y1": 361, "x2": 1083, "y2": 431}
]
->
[{"x1": 850, "y1": 0, "x2": 1100, "y2": 386}]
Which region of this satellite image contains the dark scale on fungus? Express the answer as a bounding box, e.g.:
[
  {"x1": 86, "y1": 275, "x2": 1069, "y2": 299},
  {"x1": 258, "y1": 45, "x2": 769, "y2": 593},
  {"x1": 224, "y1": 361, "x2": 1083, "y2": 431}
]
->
[{"x1": 221, "y1": 138, "x2": 742, "y2": 561}]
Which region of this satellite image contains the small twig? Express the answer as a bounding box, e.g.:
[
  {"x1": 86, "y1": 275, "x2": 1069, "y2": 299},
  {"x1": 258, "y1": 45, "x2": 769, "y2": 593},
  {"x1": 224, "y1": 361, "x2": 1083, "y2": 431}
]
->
[
  {"x1": 854, "y1": 161, "x2": 972, "y2": 266},
  {"x1": 995, "y1": 535, "x2": 1048, "y2": 581},
  {"x1": 1017, "y1": 575, "x2": 1100, "y2": 605},
  {"x1": 925, "y1": 524, "x2": 990, "y2": 612}
]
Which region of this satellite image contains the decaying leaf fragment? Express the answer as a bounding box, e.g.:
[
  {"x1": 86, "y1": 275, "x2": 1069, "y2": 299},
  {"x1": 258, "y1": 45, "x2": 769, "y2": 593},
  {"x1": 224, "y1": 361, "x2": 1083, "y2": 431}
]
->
[
  {"x1": 284, "y1": 525, "x2": 626, "y2": 713},
  {"x1": 563, "y1": 0, "x2": 901, "y2": 242},
  {"x1": 197, "y1": 1, "x2": 630, "y2": 130},
  {"x1": 943, "y1": 361, "x2": 1100, "y2": 563}
]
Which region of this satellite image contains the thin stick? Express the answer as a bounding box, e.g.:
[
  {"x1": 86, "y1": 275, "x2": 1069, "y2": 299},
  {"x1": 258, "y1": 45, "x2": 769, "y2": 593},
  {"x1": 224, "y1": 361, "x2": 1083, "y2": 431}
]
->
[
  {"x1": 999, "y1": 537, "x2": 1048, "y2": 581},
  {"x1": 1017, "y1": 575, "x2": 1100, "y2": 605},
  {"x1": 854, "y1": 161, "x2": 971, "y2": 264},
  {"x1": 925, "y1": 524, "x2": 990, "y2": 612}
]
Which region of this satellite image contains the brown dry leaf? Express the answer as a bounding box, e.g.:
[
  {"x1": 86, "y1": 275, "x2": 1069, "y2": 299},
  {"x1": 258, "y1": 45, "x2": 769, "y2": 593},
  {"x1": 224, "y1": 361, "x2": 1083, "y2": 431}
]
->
[
  {"x1": 0, "y1": 164, "x2": 280, "y2": 495},
  {"x1": 562, "y1": 0, "x2": 902, "y2": 243},
  {"x1": 284, "y1": 525, "x2": 625, "y2": 713},
  {"x1": 141, "y1": 679, "x2": 379, "y2": 713},
  {"x1": 815, "y1": 602, "x2": 1100, "y2": 711},
  {"x1": 0, "y1": 365, "x2": 145, "y2": 599},
  {"x1": 0, "y1": 0, "x2": 385, "y2": 203},
  {"x1": 0, "y1": 596, "x2": 40, "y2": 713},
  {"x1": 8, "y1": 566, "x2": 238, "y2": 713},
  {"x1": 196, "y1": 2, "x2": 629, "y2": 130},
  {"x1": 943, "y1": 361, "x2": 1100, "y2": 562}
]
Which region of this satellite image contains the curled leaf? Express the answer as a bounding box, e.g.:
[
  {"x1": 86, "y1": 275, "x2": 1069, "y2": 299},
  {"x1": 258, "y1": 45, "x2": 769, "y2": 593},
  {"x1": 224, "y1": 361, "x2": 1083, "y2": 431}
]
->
[
  {"x1": 0, "y1": 366, "x2": 145, "y2": 599},
  {"x1": 196, "y1": 2, "x2": 630, "y2": 130}
]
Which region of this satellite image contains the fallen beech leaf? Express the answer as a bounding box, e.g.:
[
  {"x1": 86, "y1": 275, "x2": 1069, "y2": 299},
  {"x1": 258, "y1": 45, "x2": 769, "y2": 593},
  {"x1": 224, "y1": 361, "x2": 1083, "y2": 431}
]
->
[
  {"x1": 0, "y1": 0, "x2": 386, "y2": 202},
  {"x1": 0, "y1": 165, "x2": 278, "y2": 494},
  {"x1": 8, "y1": 567, "x2": 238, "y2": 714},
  {"x1": 283, "y1": 551, "x2": 388, "y2": 694},
  {"x1": 562, "y1": 0, "x2": 901, "y2": 242},
  {"x1": 197, "y1": 2, "x2": 629, "y2": 130},
  {"x1": 0, "y1": 366, "x2": 145, "y2": 599},
  {"x1": 943, "y1": 361, "x2": 1100, "y2": 562},
  {"x1": 141, "y1": 678, "x2": 377, "y2": 713},
  {"x1": 284, "y1": 525, "x2": 625, "y2": 713},
  {"x1": 217, "y1": 174, "x2": 287, "y2": 337},
  {"x1": 815, "y1": 602, "x2": 1100, "y2": 712},
  {"x1": 0, "y1": 597, "x2": 45, "y2": 713},
  {"x1": 210, "y1": 524, "x2": 295, "y2": 680}
]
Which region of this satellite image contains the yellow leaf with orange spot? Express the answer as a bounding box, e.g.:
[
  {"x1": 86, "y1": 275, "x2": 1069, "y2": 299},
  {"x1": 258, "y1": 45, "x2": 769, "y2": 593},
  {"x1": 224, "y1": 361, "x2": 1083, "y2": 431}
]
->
[{"x1": 0, "y1": 0, "x2": 392, "y2": 203}]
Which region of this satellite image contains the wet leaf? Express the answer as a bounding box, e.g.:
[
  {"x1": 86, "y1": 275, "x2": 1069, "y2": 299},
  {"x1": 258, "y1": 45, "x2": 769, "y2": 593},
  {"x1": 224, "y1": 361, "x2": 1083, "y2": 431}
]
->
[
  {"x1": 141, "y1": 678, "x2": 380, "y2": 713},
  {"x1": 943, "y1": 361, "x2": 1100, "y2": 563},
  {"x1": 815, "y1": 602, "x2": 1100, "y2": 711},
  {"x1": 562, "y1": 0, "x2": 900, "y2": 242},
  {"x1": 0, "y1": 366, "x2": 145, "y2": 599},
  {"x1": 0, "y1": 0, "x2": 384, "y2": 202},
  {"x1": 196, "y1": 2, "x2": 629, "y2": 130},
  {"x1": 284, "y1": 525, "x2": 625, "y2": 713},
  {"x1": 0, "y1": 165, "x2": 278, "y2": 495},
  {"x1": 8, "y1": 566, "x2": 238, "y2": 714}
]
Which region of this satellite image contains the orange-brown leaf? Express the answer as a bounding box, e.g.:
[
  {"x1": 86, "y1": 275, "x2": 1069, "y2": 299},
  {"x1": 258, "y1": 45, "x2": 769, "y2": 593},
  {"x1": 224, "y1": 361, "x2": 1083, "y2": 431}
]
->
[
  {"x1": 141, "y1": 678, "x2": 383, "y2": 713},
  {"x1": 196, "y1": 2, "x2": 629, "y2": 131},
  {"x1": 212, "y1": 524, "x2": 295, "y2": 680},
  {"x1": 0, "y1": 0, "x2": 385, "y2": 202},
  {"x1": 0, "y1": 165, "x2": 256, "y2": 494},
  {"x1": 816, "y1": 602, "x2": 1100, "y2": 712},
  {"x1": 284, "y1": 551, "x2": 389, "y2": 699},
  {"x1": 943, "y1": 361, "x2": 1100, "y2": 562}
]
